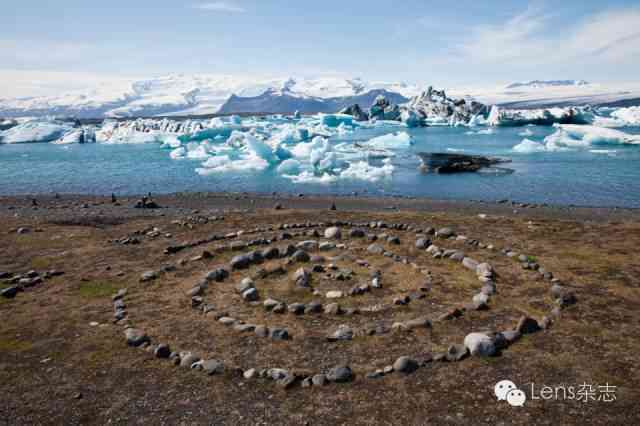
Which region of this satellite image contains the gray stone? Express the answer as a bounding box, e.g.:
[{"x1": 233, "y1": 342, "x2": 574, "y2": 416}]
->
[
  {"x1": 180, "y1": 353, "x2": 200, "y2": 368},
  {"x1": 473, "y1": 293, "x2": 489, "y2": 306},
  {"x1": 464, "y1": 333, "x2": 496, "y2": 357},
  {"x1": 199, "y1": 359, "x2": 225, "y2": 375},
  {"x1": 387, "y1": 236, "x2": 401, "y2": 245},
  {"x1": 262, "y1": 247, "x2": 280, "y2": 260},
  {"x1": 462, "y1": 257, "x2": 479, "y2": 271},
  {"x1": 319, "y1": 242, "x2": 336, "y2": 251},
  {"x1": 436, "y1": 228, "x2": 454, "y2": 238},
  {"x1": 324, "y1": 227, "x2": 341, "y2": 239},
  {"x1": 1, "y1": 286, "x2": 19, "y2": 299},
  {"x1": 297, "y1": 240, "x2": 318, "y2": 251},
  {"x1": 326, "y1": 366, "x2": 353, "y2": 383},
  {"x1": 349, "y1": 229, "x2": 366, "y2": 238},
  {"x1": 218, "y1": 317, "x2": 237, "y2": 326},
  {"x1": 367, "y1": 244, "x2": 385, "y2": 255},
  {"x1": 312, "y1": 374, "x2": 327, "y2": 386},
  {"x1": 205, "y1": 268, "x2": 229, "y2": 282},
  {"x1": 481, "y1": 284, "x2": 497, "y2": 296},
  {"x1": 153, "y1": 345, "x2": 171, "y2": 361},
  {"x1": 124, "y1": 328, "x2": 149, "y2": 347},
  {"x1": 393, "y1": 356, "x2": 419, "y2": 374},
  {"x1": 324, "y1": 303, "x2": 342, "y2": 315},
  {"x1": 415, "y1": 238, "x2": 431, "y2": 249},
  {"x1": 254, "y1": 325, "x2": 269, "y2": 338},
  {"x1": 140, "y1": 271, "x2": 158, "y2": 283},
  {"x1": 449, "y1": 251, "x2": 465, "y2": 262},
  {"x1": 272, "y1": 302, "x2": 287, "y2": 314},
  {"x1": 263, "y1": 298, "x2": 280, "y2": 311},
  {"x1": 186, "y1": 285, "x2": 204, "y2": 297},
  {"x1": 516, "y1": 316, "x2": 541, "y2": 334},
  {"x1": 277, "y1": 373, "x2": 297, "y2": 389},
  {"x1": 112, "y1": 288, "x2": 127, "y2": 301},
  {"x1": 404, "y1": 318, "x2": 432, "y2": 330},
  {"x1": 304, "y1": 301, "x2": 323, "y2": 314},
  {"x1": 501, "y1": 330, "x2": 521, "y2": 344},
  {"x1": 293, "y1": 267, "x2": 311, "y2": 288},
  {"x1": 327, "y1": 325, "x2": 353, "y2": 341},
  {"x1": 446, "y1": 344, "x2": 468, "y2": 362},
  {"x1": 557, "y1": 292, "x2": 577, "y2": 308},
  {"x1": 242, "y1": 288, "x2": 259, "y2": 301},
  {"x1": 234, "y1": 323, "x2": 256, "y2": 333},
  {"x1": 476, "y1": 263, "x2": 494, "y2": 278},
  {"x1": 268, "y1": 368, "x2": 288, "y2": 381},
  {"x1": 230, "y1": 254, "x2": 252, "y2": 270},
  {"x1": 270, "y1": 328, "x2": 290, "y2": 340},
  {"x1": 288, "y1": 303, "x2": 305, "y2": 315},
  {"x1": 292, "y1": 250, "x2": 310, "y2": 262},
  {"x1": 236, "y1": 277, "x2": 255, "y2": 293}
]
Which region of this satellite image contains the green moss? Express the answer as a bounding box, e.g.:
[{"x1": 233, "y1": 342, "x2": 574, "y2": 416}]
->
[
  {"x1": 0, "y1": 338, "x2": 33, "y2": 352},
  {"x1": 30, "y1": 257, "x2": 54, "y2": 271},
  {"x1": 77, "y1": 280, "x2": 120, "y2": 298}
]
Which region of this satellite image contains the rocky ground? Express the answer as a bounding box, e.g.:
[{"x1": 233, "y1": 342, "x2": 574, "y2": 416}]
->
[{"x1": 1, "y1": 193, "x2": 639, "y2": 425}]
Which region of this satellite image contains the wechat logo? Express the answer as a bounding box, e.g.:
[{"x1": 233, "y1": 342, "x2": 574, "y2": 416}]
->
[{"x1": 495, "y1": 380, "x2": 526, "y2": 407}]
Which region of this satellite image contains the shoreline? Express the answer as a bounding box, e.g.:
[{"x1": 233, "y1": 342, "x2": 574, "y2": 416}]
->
[{"x1": 2, "y1": 191, "x2": 639, "y2": 222}]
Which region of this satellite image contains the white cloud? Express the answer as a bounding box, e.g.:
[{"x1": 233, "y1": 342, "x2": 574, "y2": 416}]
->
[
  {"x1": 193, "y1": 2, "x2": 245, "y2": 13},
  {"x1": 456, "y1": 6, "x2": 640, "y2": 69}
]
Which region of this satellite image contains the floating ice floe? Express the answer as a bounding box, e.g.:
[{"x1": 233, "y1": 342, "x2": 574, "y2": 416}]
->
[
  {"x1": 364, "y1": 132, "x2": 413, "y2": 150},
  {"x1": 0, "y1": 119, "x2": 73, "y2": 144},
  {"x1": 610, "y1": 106, "x2": 640, "y2": 126},
  {"x1": 513, "y1": 124, "x2": 640, "y2": 153},
  {"x1": 488, "y1": 106, "x2": 594, "y2": 127},
  {"x1": 512, "y1": 138, "x2": 549, "y2": 153},
  {"x1": 555, "y1": 124, "x2": 640, "y2": 145}
]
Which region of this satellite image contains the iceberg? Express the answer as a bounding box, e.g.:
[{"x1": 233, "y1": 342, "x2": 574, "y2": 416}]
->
[
  {"x1": 365, "y1": 132, "x2": 413, "y2": 150},
  {"x1": 276, "y1": 159, "x2": 302, "y2": 175},
  {"x1": 196, "y1": 153, "x2": 270, "y2": 174},
  {"x1": 340, "y1": 159, "x2": 394, "y2": 182},
  {"x1": 513, "y1": 138, "x2": 548, "y2": 153},
  {"x1": 488, "y1": 106, "x2": 594, "y2": 127},
  {"x1": 555, "y1": 124, "x2": 640, "y2": 145},
  {"x1": 610, "y1": 106, "x2": 640, "y2": 126},
  {"x1": 320, "y1": 113, "x2": 354, "y2": 128},
  {"x1": 0, "y1": 120, "x2": 73, "y2": 144}
]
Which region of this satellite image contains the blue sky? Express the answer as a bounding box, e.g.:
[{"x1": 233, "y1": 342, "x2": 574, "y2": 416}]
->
[{"x1": 1, "y1": 0, "x2": 640, "y2": 87}]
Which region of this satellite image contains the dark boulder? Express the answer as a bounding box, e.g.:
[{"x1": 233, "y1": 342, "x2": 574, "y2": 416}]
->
[{"x1": 417, "y1": 153, "x2": 512, "y2": 174}]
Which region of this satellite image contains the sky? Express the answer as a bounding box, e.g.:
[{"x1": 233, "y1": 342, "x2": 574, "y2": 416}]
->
[{"x1": 1, "y1": 0, "x2": 640, "y2": 94}]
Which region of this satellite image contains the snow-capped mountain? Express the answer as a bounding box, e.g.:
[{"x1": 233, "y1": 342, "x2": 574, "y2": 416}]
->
[
  {"x1": 1, "y1": 72, "x2": 640, "y2": 118},
  {"x1": 0, "y1": 74, "x2": 421, "y2": 118}
]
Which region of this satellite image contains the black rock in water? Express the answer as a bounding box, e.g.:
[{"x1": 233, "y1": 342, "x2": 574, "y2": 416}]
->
[{"x1": 417, "y1": 153, "x2": 512, "y2": 174}]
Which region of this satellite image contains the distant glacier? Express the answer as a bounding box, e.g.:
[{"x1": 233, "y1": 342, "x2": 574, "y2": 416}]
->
[{"x1": 1, "y1": 73, "x2": 640, "y2": 119}]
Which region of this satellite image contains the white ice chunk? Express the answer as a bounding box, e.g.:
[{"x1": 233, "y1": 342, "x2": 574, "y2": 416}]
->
[
  {"x1": 170, "y1": 147, "x2": 186, "y2": 159},
  {"x1": 276, "y1": 159, "x2": 302, "y2": 175},
  {"x1": 512, "y1": 138, "x2": 548, "y2": 153},
  {"x1": 610, "y1": 106, "x2": 640, "y2": 125},
  {"x1": 555, "y1": 124, "x2": 640, "y2": 145},
  {"x1": 0, "y1": 120, "x2": 73, "y2": 144},
  {"x1": 365, "y1": 132, "x2": 413, "y2": 150},
  {"x1": 339, "y1": 159, "x2": 394, "y2": 182}
]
